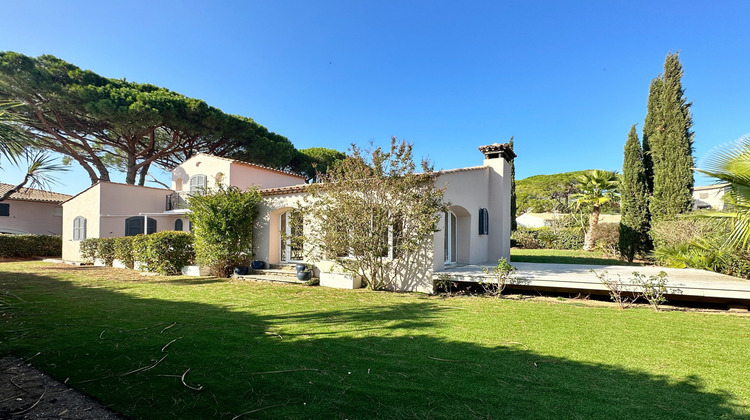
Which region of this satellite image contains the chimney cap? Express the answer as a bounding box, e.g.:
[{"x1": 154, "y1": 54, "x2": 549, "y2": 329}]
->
[{"x1": 479, "y1": 143, "x2": 516, "y2": 162}]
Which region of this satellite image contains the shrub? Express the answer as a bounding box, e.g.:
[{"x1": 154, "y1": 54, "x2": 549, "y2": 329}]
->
[
  {"x1": 79, "y1": 238, "x2": 98, "y2": 263},
  {"x1": 96, "y1": 237, "x2": 116, "y2": 266},
  {"x1": 535, "y1": 228, "x2": 556, "y2": 248},
  {"x1": 189, "y1": 185, "x2": 262, "y2": 277},
  {"x1": 553, "y1": 227, "x2": 585, "y2": 250},
  {"x1": 0, "y1": 234, "x2": 62, "y2": 258},
  {"x1": 650, "y1": 218, "x2": 726, "y2": 249},
  {"x1": 113, "y1": 237, "x2": 135, "y2": 269},
  {"x1": 479, "y1": 259, "x2": 516, "y2": 297},
  {"x1": 591, "y1": 223, "x2": 620, "y2": 257},
  {"x1": 132, "y1": 232, "x2": 194, "y2": 275},
  {"x1": 511, "y1": 228, "x2": 540, "y2": 249}
]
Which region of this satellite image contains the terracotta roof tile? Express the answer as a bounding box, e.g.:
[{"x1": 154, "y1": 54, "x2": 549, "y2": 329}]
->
[
  {"x1": 260, "y1": 184, "x2": 309, "y2": 196},
  {"x1": 0, "y1": 183, "x2": 72, "y2": 204}
]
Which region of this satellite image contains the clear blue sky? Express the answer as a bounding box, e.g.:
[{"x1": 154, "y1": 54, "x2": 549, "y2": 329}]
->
[{"x1": 1, "y1": 0, "x2": 749, "y2": 195}]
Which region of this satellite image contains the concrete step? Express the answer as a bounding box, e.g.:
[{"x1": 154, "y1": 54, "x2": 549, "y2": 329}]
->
[
  {"x1": 252, "y1": 268, "x2": 299, "y2": 278},
  {"x1": 235, "y1": 273, "x2": 312, "y2": 285},
  {"x1": 268, "y1": 263, "x2": 309, "y2": 272}
]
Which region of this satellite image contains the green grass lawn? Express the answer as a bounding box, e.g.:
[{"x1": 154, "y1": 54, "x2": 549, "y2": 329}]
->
[
  {"x1": 1, "y1": 261, "x2": 749, "y2": 419},
  {"x1": 511, "y1": 247, "x2": 644, "y2": 266}
]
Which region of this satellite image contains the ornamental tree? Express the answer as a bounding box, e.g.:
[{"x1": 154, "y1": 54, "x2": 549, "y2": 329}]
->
[
  {"x1": 188, "y1": 185, "x2": 262, "y2": 277},
  {"x1": 299, "y1": 138, "x2": 447, "y2": 290}
]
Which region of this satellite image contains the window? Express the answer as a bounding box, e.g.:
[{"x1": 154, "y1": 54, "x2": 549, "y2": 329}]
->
[
  {"x1": 72, "y1": 216, "x2": 87, "y2": 241},
  {"x1": 478, "y1": 208, "x2": 489, "y2": 235},
  {"x1": 174, "y1": 219, "x2": 183, "y2": 231},
  {"x1": 125, "y1": 217, "x2": 157, "y2": 236},
  {"x1": 699, "y1": 193, "x2": 709, "y2": 199},
  {"x1": 0, "y1": 203, "x2": 9, "y2": 217},
  {"x1": 189, "y1": 175, "x2": 207, "y2": 194}
]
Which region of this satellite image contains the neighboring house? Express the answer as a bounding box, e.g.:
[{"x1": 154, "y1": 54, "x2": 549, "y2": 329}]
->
[
  {"x1": 693, "y1": 183, "x2": 731, "y2": 210},
  {"x1": 62, "y1": 144, "x2": 515, "y2": 293},
  {"x1": 516, "y1": 212, "x2": 620, "y2": 228},
  {"x1": 0, "y1": 183, "x2": 72, "y2": 235}
]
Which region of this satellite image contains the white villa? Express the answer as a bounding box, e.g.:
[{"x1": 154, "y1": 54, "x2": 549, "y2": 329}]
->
[
  {"x1": 693, "y1": 183, "x2": 731, "y2": 210},
  {"x1": 62, "y1": 143, "x2": 516, "y2": 293}
]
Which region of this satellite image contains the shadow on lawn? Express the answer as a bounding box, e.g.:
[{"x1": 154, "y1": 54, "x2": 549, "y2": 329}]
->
[{"x1": 0, "y1": 264, "x2": 745, "y2": 419}]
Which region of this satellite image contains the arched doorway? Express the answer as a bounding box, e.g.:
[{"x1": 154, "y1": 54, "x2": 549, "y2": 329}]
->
[
  {"x1": 444, "y1": 210, "x2": 457, "y2": 265},
  {"x1": 280, "y1": 210, "x2": 303, "y2": 263}
]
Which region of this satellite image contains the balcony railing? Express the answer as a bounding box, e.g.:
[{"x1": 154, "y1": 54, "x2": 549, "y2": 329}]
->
[{"x1": 166, "y1": 192, "x2": 190, "y2": 211}]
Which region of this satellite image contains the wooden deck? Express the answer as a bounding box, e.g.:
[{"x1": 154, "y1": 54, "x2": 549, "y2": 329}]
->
[{"x1": 437, "y1": 262, "x2": 750, "y2": 306}]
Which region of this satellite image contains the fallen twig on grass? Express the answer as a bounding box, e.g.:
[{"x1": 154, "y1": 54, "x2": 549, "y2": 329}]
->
[
  {"x1": 248, "y1": 368, "x2": 322, "y2": 375},
  {"x1": 504, "y1": 341, "x2": 529, "y2": 350},
  {"x1": 78, "y1": 354, "x2": 169, "y2": 383},
  {"x1": 161, "y1": 337, "x2": 181, "y2": 352},
  {"x1": 264, "y1": 331, "x2": 283, "y2": 339},
  {"x1": 99, "y1": 330, "x2": 105, "y2": 339},
  {"x1": 180, "y1": 368, "x2": 203, "y2": 391},
  {"x1": 160, "y1": 322, "x2": 177, "y2": 334},
  {"x1": 231, "y1": 404, "x2": 285, "y2": 420},
  {"x1": 10, "y1": 385, "x2": 46, "y2": 415},
  {"x1": 427, "y1": 356, "x2": 477, "y2": 364}
]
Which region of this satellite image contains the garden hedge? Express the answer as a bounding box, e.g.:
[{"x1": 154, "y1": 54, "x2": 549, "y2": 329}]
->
[{"x1": 0, "y1": 234, "x2": 62, "y2": 258}]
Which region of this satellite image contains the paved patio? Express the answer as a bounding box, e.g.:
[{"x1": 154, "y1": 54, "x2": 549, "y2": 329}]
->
[{"x1": 438, "y1": 262, "x2": 750, "y2": 305}]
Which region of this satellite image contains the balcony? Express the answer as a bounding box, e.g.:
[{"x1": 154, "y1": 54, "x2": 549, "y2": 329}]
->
[{"x1": 166, "y1": 192, "x2": 190, "y2": 211}]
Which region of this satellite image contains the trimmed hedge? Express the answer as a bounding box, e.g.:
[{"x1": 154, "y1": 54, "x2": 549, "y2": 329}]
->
[
  {"x1": 511, "y1": 227, "x2": 585, "y2": 250},
  {"x1": 79, "y1": 232, "x2": 194, "y2": 275},
  {"x1": 0, "y1": 234, "x2": 62, "y2": 258}
]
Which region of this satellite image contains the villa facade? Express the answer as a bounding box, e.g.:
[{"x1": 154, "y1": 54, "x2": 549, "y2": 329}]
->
[{"x1": 62, "y1": 144, "x2": 515, "y2": 293}]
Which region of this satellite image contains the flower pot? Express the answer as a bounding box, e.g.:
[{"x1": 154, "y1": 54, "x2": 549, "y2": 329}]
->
[
  {"x1": 296, "y1": 270, "x2": 312, "y2": 281},
  {"x1": 251, "y1": 260, "x2": 266, "y2": 270},
  {"x1": 234, "y1": 266, "x2": 249, "y2": 276},
  {"x1": 295, "y1": 263, "x2": 307, "y2": 273}
]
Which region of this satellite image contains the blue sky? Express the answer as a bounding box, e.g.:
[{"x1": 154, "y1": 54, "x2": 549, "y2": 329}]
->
[{"x1": 1, "y1": 0, "x2": 749, "y2": 195}]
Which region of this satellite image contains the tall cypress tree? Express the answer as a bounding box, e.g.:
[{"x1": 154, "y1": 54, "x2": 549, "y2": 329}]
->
[
  {"x1": 619, "y1": 125, "x2": 650, "y2": 261},
  {"x1": 641, "y1": 78, "x2": 661, "y2": 195},
  {"x1": 647, "y1": 52, "x2": 694, "y2": 221},
  {"x1": 509, "y1": 136, "x2": 517, "y2": 231}
]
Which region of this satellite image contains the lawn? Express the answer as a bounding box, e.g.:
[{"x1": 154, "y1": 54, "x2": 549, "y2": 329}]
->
[
  {"x1": 1, "y1": 261, "x2": 749, "y2": 419},
  {"x1": 511, "y1": 247, "x2": 644, "y2": 266}
]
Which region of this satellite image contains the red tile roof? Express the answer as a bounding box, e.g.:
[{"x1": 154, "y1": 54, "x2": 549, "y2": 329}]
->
[{"x1": 0, "y1": 183, "x2": 72, "y2": 204}]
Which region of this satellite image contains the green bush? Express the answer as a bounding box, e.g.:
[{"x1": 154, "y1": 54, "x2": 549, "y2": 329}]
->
[
  {"x1": 132, "y1": 231, "x2": 194, "y2": 275},
  {"x1": 96, "y1": 237, "x2": 116, "y2": 267},
  {"x1": 553, "y1": 228, "x2": 584, "y2": 250},
  {"x1": 512, "y1": 226, "x2": 584, "y2": 250},
  {"x1": 0, "y1": 234, "x2": 62, "y2": 258},
  {"x1": 591, "y1": 223, "x2": 620, "y2": 257},
  {"x1": 189, "y1": 185, "x2": 261, "y2": 277},
  {"x1": 113, "y1": 237, "x2": 135, "y2": 269},
  {"x1": 511, "y1": 228, "x2": 540, "y2": 249},
  {"x1": 79, "y1": 238, "x2": 98, "y2": 263}
]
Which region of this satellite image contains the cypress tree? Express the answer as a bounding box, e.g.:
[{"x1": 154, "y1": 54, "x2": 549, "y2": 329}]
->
[
  {"x1": 641, "y1": 78, "x2": 661, "y2": 195},
  {"x1": 619, "y1": 125, "x2": 650, "y2": 261},
  {"x1": 509, "y1": 136, "x2": 517, "y2": 231},
  {"x1": 647, "y1": 52, "x2": 694, "y2": 221}
]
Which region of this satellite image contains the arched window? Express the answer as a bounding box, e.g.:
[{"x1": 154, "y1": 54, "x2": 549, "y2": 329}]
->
[
  {"x1": 72, "y1": 216, "x2": 87, "y2": 241},
  {"x1": 478, "y1": 208, "x2": 489, "y2": 235},
  {"x1": 189, "y1": 175, "x2": 207, "y2": 194},
  {"x1": 125, "y1": 217, "x2": 157, "y2": 236},
  {"x1": 174, "y1": 219, "x2": 183, "y2": 231}
]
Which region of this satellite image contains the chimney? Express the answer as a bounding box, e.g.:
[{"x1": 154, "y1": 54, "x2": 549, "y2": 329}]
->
[{"x1": 478, "y1": 143, "x2": 516, "y2": 163}]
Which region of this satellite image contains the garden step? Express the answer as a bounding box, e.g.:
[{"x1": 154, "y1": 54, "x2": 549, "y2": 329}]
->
[
  {"x1": 268, "y1": 263, "x2": 307, "y2": 272},
  {"x1": 251, "y1": 268, "x2": 300, "y2": 278},
  {"x1": 234, "y1": 274, "x2": 310, "y2": 285}
]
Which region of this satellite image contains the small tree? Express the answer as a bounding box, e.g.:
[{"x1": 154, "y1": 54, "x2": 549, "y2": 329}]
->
[
  {"x1": 188, "y1": 185, "x2": 262, "y2": 277},
  {"x1": 480, "y1": 259, "x2": 516, "y2": 297},
  {"x1": 300, "y1": 138, "x2": 447, "y2": 290},
  {"x1": 571, "y1": 170, "x2": 619, "y2": 251}
]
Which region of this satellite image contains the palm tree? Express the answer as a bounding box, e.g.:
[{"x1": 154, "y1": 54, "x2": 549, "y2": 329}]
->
[
  {"x1": 0, "y1": 101, "x2": 65, "y2": 201},
  {"x1": 572, "y1": 170, "x2": 619, "y2": 251},
  {"x1": 695, "y1": 136, "x2": 750, "y2": 250}
]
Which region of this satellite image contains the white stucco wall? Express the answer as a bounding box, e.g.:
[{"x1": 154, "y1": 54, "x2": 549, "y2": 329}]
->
[{"x1": 0, "y1": 199, "x2": 63, "y2": 235}]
